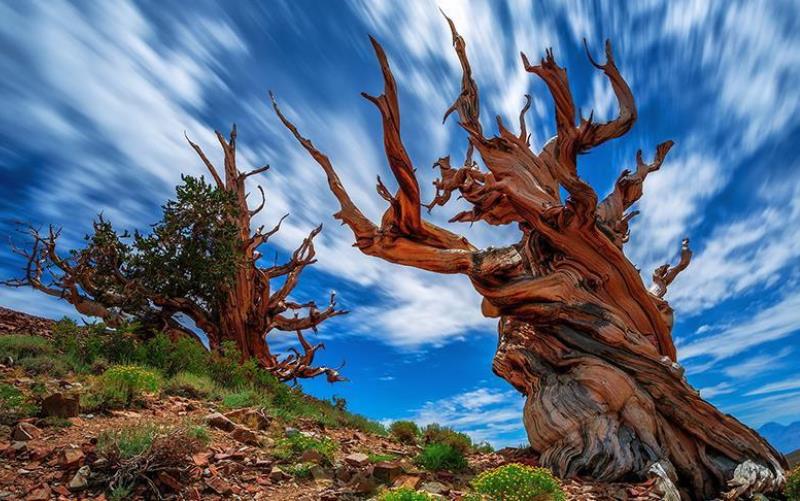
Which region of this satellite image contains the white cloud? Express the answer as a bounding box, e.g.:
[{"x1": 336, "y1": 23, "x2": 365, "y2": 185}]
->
[
  {"x1": 667, "y1": 179, "x2": 800, "y2": 314},
  {"x1": 746, "y1": 377, "x2": 800, "y2": 397},
  {"x1": 726, "y1": 390, "x2": 800, "y2": 427},
  {"x1": 391, "y1": 387, "x2": 526, "y2": 447},
  {"x1": 699, "y1": 382, "x2": 735, "y2": 399},
  {"x1": 678, "y1": 290, "x2": 800, "y2": 363},
  {"x1": 722, "y1": 347, "x2": 792, "y2": 379},
  {"x1": 627, "y1": 153, "x2": 727, "y2": 274}
]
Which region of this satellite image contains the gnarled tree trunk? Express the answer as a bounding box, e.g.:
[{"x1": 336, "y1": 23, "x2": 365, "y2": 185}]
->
[{"x1": 274, "y1": 14, "x2": 786, "y2": 499}]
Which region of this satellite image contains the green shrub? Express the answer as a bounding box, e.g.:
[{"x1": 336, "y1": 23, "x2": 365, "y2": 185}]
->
[
  {"x1": 17, "y1": 354, "x2": 69, "y2": 376},
  {"x1": 286, "y1": 462, "x2": 314, "y2": 479},
  {"x1": 186, "y1": 424, "x2": 211, "y2": 445},
  {"x1": 164, "y1": 372, "x2": 216, "y2": 399},
  {"x1": 0, "y1": 334, "x2": 53, "y2": 359},
  {"x1": 167, "y1": 337, "x2": 209, "y2": 375},
  {"x1": 274, "y1": 433, "x2": 337, "y2": 464},
  {"x1": 377, "y1": 487, "x2": 435, "y2": 500},
  {"x1": 390, "y1": 420, "x2": 420, "y2": 444},
  {"x1": 787, "y1": 466, "x2": 800, "y2": 501},
  {"x1": 85, "y1": 365, "x2": 160, "y2": 410},
  {"x1": 98, "y1": 423, "x2": 160, "y2": 459},
  {"x1": 221, "y1": 389, "x2": 262, "y2": 409},
  {"x1": 0, "y1": 383, "x2": 36, "y2": 424},
  {"x1": 422, "y1": 423, "x2": 472, "y2": 454},
  {"x1": 473, "y1": 441, "x2": 494, "y2": 454},
  {"x1": 470, "y1": 464, "x2": 565, "y2": 501},
  {"x1": 415, "y1": 443, "x2": 468, "y2": 472}
]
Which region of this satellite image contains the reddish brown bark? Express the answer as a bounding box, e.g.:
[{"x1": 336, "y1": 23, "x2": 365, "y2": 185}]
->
[
  {"x1": 275, "y1": 17, "x2": 786, "y2": 499},
  {"x1": 5, "y1": 128, "x2": 346, "y2": 383}
]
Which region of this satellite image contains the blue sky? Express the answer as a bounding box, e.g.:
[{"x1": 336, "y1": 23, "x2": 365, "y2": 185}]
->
[{"x1": 1, "y1": 0, "x2": 798, "y2": 448}]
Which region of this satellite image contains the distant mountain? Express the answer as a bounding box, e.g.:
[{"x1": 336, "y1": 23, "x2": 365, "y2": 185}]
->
[
  {"x1": 759, "y1": 421, "x2": 800, "y2": 453},
  {"x1": 788, "y1": 449, "x2": 800, "y2": 468}
]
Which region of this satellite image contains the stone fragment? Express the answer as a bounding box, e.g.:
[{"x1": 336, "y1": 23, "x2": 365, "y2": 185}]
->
[
  {"x1": 11, "y1": 422, "x2": 40, "y2": 441},
  {"x1": 158, "y1": 472, "x2": 182, "y2": 491},
  {"x1": 393, "y1": 474, "x2": 422, "y2": 490},
  {"x1": 204, "y1": 412, "x2": 236, "y2": 432},
  {"x1": 230, "y1": 425, "x2": 260, "y2": 446},
  {"x1": 344, "y1": 452, "x2": 369, "y2": 467},
  {"x1": 204, "y1": 476, "x2": 232, "y2": 495},
  {"x1": 59, "y1": 446, "x2": 84, "y2": 469},
  {"x1": 225, "y1": 408, "x2": 270, "y2": 431},
  {"x1": 348, "y1": 471, "x2": 375, "y2": 494},
  {"x1": 41, "y1": 393, "x2": 80, "y2": 418},
  {"x1": 420, "y1": 481, "x2": 449, "y2": 495},
  {"x1": 310, "y1": 465, "x2": 332, "y2": 481},
  {"x1": 269, "y1": 466, "x2": 290, "y2": 482},
  {"x1": 300, "y1": 448, "x2": 324, "y2": 464},
  {"x1": 192, "y1": 451, "x2": 213, "y2": 467},
  {"x1": 68, "y1": 465, "x2": 91, "y2": 491},
  {"x1": 25, "y1": 484, "x2": 51, "y2": 501},
  {"x1": 372, "y1": 461, "x2": 404, "y2": 484}
]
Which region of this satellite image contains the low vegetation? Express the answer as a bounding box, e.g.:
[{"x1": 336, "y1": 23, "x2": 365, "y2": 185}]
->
[
  {"x1": 787, "y1": 466, "x2": 800, "y2": 501},
  {"x1": 468, "y1": 464, "x2": 566, "y2": 501},
  {"x1": 389, "y1": 420, "x2": 420, "y2": 444},
  {"x1": 1, "y1": 320, "x2": 386, "y2": 435},
  {"x1": 377, "y1": 487, "x2": 436, "y2": 500},
  {"x1": 274, "y1": 433, "x2": 337, "y2": 464},
  {"x1": 415, "y1": 443, "x2": 468, "y2": 472}
]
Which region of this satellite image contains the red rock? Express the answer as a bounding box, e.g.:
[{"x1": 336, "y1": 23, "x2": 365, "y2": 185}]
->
[
  {"x1": 41, "y1": 393, "x2": 80, "y2": 418},
  {"x1": 373, "y1": 461, "x2": 404, "y2": 484},
  {"x1": 25, "y1": 484, "x2": 51, "y2": 501},
  {"x1": 393, "y1": 475, "x2": 422, "y2": 490},
  {"x1": 230, "y1": 426, "x2": 259, "y2": 446},
  {"x1": 157, "y1": 472, "x2": 182, "y2": 491},
  {"x1": 52, "y1": 484, "x2": 70, "y2": 496},
  {"x1": 12, "y1": 422, "x2": 41, "y2": 441},
  {"x1": 59, "y1": 447, "x2": 84, "y2": 469},
  {"x1": 192, "y1": 451, "x2": 213, "y2": 467},
  {"x1": 204, "y1": 412, "x2": 235, "y2": 432},
  {"x1": 204, "y1": 476, "x2": 232, "y2": 495},
  {"x1": 344, "y1": 452, "x2": 369, "y2": 467},
  {"x1": 225, "y1": 408, "x2": 270, "y2": 431}
]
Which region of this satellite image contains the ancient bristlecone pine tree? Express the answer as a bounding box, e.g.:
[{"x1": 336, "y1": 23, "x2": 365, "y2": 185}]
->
[
  {"x1": 4, "y1": 128, "x2": 346, "y2": 383},
  {"x1": 273, "y1": 19, "x2": 786, "y2": 499}
]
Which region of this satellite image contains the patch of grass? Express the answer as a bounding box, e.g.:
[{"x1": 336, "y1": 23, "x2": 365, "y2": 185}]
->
[
  {"x1": 98, "y1": 423, "x2": 160, "y2": 459},
  {"x1": 186, "y1": 424, "x2": 211, "y2": 445},
  {"x1": 108, "y1": 485, "x2": 133, "y2": 501},
  {"x1": 40, "y1": 416, "x2": 73, "y2": 428},
  {"x1": 221, "y1": 389, "x2": 263, "y2": 409},
  {"x1": 415, "y1": 443, "x2": 468, "y2": 472},
  {"x1": 377, "y1": 488, "x2": 435, "y2": 501},
  {"x1": 0, "y1": 383, "x2": 37, "y2": 424},
  {"x1": 83, "y1": 365, "x2": 160, "y2": 411},
  {"x1": 163, "y1": 371, "x2": 217, "y2": 399},
  {"x1": 470, "y1": 464, "x2": 566, "y2": 501},
  {"x1": 286, "y1": 462, "x2": 314, "y2": 479},
  {"x1": 389, "y1": 420, "x2": 419, "y2": 444},
  {"x1": 17, "y1": 355, "x2": 69, "y2": 376},
  {"x1": 368, "y1": 453, "x2": 398, "y2": 463},
  {"x1": 0, "y1": 334, "x2": 53, "y2": 359},
  {"x1": 274, "y1": 433, "x2": 337, "y2": 464}
]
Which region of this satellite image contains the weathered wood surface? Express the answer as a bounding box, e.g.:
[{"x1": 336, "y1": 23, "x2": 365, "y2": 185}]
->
[{"x1": 276, "y1": 15, "x2": 786, "y2": 499}]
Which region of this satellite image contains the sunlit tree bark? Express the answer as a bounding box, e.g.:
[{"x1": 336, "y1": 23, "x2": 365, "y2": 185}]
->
[{"x1": 274, "y1": 17, "x2": 786, "y2": 498}]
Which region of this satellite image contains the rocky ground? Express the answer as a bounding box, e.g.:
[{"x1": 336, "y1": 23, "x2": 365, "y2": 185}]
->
[{"x1": 0, "y1": 308, "x2": 666, "y2": 500}]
